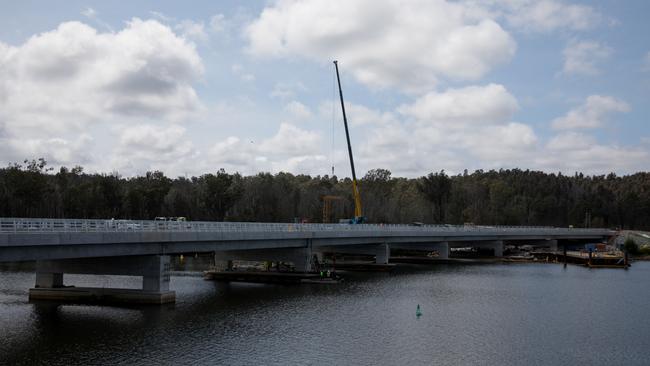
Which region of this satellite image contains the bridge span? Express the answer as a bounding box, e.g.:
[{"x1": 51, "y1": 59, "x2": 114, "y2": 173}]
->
[{"x1": 0, "y1": 218, "x2": 614, "y2": 304}]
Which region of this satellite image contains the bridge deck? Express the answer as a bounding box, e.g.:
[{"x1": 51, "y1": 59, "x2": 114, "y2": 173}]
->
[{"x1": 0, "y1": 218, "x2": 614, "y2": 262}]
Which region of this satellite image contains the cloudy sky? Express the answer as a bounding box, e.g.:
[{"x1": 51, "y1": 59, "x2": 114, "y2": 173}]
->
[{"x1": 1, "y1": 0, "x2": 648, "y2": 177}]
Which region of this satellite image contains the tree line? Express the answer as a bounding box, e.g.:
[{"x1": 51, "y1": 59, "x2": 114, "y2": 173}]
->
[{"x1": 1, "y1": 159, "x2": 649, "y2": 229}]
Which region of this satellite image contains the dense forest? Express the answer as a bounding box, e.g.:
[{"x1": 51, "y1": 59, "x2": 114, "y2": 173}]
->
[{"x1": 1, "y1": 158, "x2": 649, "y2": 229}]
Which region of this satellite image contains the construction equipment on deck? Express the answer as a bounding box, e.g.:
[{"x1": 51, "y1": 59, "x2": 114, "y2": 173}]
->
[
  {"x1": 333, "y1": 60, "x2": 365, "y2": 224},
  {"x1": 322, "y1": 195, "x2": 343, "y2": 223}
]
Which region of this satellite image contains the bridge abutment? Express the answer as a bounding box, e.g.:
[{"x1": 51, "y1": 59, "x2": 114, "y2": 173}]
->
[{"x1": 29, "y1": 255, "x2": 175, "y2": 304}]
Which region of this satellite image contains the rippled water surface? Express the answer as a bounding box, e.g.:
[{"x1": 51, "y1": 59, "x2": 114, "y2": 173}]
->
[{"x1": 1, "y1": 262, "x2": 649, "y2": 365}]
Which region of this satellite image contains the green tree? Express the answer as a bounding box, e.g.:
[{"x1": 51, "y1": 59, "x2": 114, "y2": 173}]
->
[{"x1": 418, "y1": 170, "x2": 452, "y2": 224}]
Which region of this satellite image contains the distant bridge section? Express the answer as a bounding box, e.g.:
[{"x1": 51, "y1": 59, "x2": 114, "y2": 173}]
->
[{"x1": 0, "y1": 218, "x2": 614, "y2": 304}]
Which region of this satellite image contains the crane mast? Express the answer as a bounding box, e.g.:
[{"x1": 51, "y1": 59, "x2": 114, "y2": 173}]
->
[{"x1": 333, "y1": 60, "x2": 364, "y2": 223}]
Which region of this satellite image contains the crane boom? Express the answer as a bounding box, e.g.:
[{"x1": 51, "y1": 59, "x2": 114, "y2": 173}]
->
[{"x1": 333, "y1": 60, "x2": 364, "y2": 223}]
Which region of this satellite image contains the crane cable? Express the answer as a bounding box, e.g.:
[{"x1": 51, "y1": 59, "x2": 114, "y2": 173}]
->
[{"x1": 331, "y1": 63, "x2": 336, "y2": 177}]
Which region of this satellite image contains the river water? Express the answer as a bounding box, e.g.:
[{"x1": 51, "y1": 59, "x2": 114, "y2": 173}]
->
[{"x1": 1, "y1": 262, "x2": 649, "y2": 365}]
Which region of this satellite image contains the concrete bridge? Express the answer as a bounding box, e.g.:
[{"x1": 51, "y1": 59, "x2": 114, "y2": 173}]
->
[{"x1": 0, "y1": 218, "x2": 614, "y2": 304}]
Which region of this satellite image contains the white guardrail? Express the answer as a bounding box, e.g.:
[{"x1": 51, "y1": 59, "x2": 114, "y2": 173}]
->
[{"x1": 0, "y1": 218, "x2": 610, "y2": 235}]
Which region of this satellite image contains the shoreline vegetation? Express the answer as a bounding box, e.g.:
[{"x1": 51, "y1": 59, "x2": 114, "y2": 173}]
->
[{"x1": 1, "y1": 158, "x2": 650, "y2": 231}]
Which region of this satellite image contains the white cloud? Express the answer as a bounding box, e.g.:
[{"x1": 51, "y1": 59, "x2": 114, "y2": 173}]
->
[
  {"x1": 398, "y1": 84, "x2": 518, "y2": 124},
  {"x1": 246, "y1": 0, "x2": 516, "y2": 92},
  {"x1": 346, "y1": 103, "x2": 397, "y2": 127},
  {"x1": 258, "y1": 123, "x2": 321, "y2": 156},
  {"x1": 0, "y1": 134, "x2": 94, "y2": 166},
  {"x1": 209, "y1": 14, "x2": 227, "y2": 33},
  {"x1": 0, "y1": 19, "x2": 202, "y2": 133},
  {"x1": 231, "y1": 63, "x2": 256, "y2": 82},
  {"x1": 209, "y1": 137, "x2": 259, "y2": 169},
  {"x1": 552, "y1": 95, "x2": 630, "y2": 130},
  {"x1": 0, "y1": 19, "x2": 204, "y2": 172},
  {"x1": 118, "y1": 125, "x2": 193, "y2": 157},
  {"x1": 356, "y1": 84, "x2": 536, "y2": 176},
  {"x1": 319, "y1": 100, "x2": 398, "y2": 127},
  {"x1": 270, "y1": 81, "x2": 308, "y2": 99},
  {"x1": 562, "y1": 39, "x2": 612, "y2": 76},
  {"x1": 498, "y1": 0, "x2": 603, "y2": 32},
  {"x1": 150, "y1": 11, "x2": 175, "y2": 23},
  {"x1": 207, "y1": 13, "x2": 238, "y2": 41},
  {"x1": 463, "y1": 122, "x2": 537, "y2": 159},
  {"x1": 353, "y1": 92, "x2": 645, "y2": 176},
  {"x1": 205, "y1": 87, "x2": 643, "y2": 177},
  {"x1": 285, "y1": 101, "x2": 312, "y2": 119},
  {"x1": 175, "y1": 19, "x2": 207, "y2": 41},
  {"x1": 546, "y1": 132, "x2": 596, "y2": 150},
  {"x1": 206, "y1": 123, "x2": 325, "y2": 174},
  {"x1": 109, "y1": 124, "x2": 197, "y2": 174},
  {"x1": 81, "y1": 7, "x2": 97, "y2": 19},
  {"x1": 357, "y1": 120, "x2": 537, "y2": 176},
  {"x1": 80, "y1": 7, "x2": 114, "y2": 32},
  {"x1": 537, "y1": 141, "x2": 648, "y2": 174}
]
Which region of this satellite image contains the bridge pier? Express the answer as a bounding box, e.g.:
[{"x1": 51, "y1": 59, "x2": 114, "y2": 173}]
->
[
  {"x1": 29, "y1": 255, "x2": 175, "y2": 304},
  {"x1": 375, "y1": 243, "x2": 390, "y2": 264},
  {"x1": 437, "y1": 242, "x2": 449, "y2": 259},
  {"x1": 492, "y1": 241, "x2": 504, "y2": 257},
  {"x1": 35, "y1": 272, "x2": 63, "y2": 288}
]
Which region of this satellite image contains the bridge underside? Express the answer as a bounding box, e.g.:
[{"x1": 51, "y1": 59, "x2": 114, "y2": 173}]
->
[{"x1": 28, "y1": 255, "x2": 175, "y2": 304}]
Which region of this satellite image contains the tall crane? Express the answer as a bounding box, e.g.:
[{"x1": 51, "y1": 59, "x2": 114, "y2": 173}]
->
[{"x1": 333, "y1": 60, "x2": 364, "y2": 224}]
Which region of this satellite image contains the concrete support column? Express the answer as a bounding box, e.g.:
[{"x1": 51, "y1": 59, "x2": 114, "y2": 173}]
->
[
  {"x1": 142, "y1": 255, "x2": 171, "y2": 292},
  {"x1": 312, "y1": 252, "x2": 324, "y2": 270},
  {"x1": 437, "y1": 242, "x2": 449, "y2": 259},
  {"x1": 492, "y1": 240, "x2": 504, "y2": 257},
  {"x1": 476, "y1": 240, "x2": 504, "y2": 257},
  {"x1": 375, "y1": 243, "x2": 390, "y2": 264},
  {"x1": 34, "y1": 263, "x2": 63, "y2": 288},
  {"x1": 290, "y1": 247, "x2": 314, "y2": 273},
  {"x1": 548, "y1": 239, "x2": 558, "y2": 252},
  {"x1": 213, "y1": 252, "x2": 234, "y2": 271}
]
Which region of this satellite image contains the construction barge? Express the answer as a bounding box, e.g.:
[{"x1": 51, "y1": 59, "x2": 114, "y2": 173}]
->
[
  {"x1": 531, "y1": 250, "x2": 629, "y2": 268},
  {"x1": 391, "y1": 256, "x2": 501, "y2": 265},
  {"x1": 326, "y1": 262, "x2": 396, "y2": 272},
  {"x1": 204, "y1": 270, "x2": 341, "y2": 284}
]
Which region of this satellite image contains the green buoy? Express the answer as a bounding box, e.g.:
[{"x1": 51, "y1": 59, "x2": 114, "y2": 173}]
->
[{"x1": 416, "y1": 304, "x2": 422, "y2": 317}]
